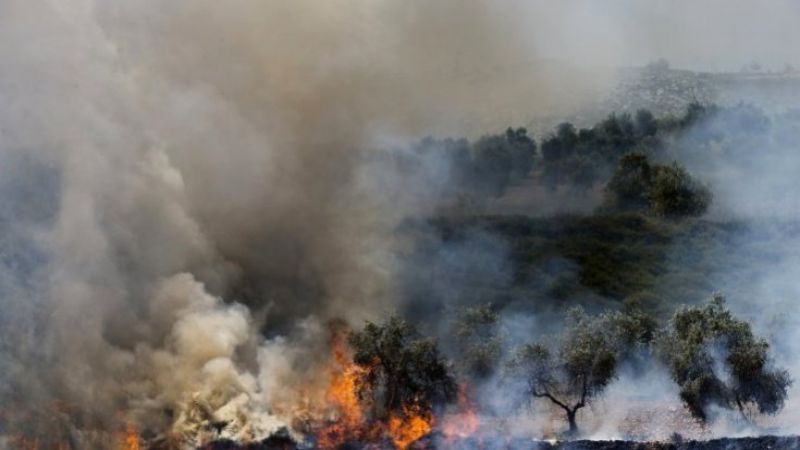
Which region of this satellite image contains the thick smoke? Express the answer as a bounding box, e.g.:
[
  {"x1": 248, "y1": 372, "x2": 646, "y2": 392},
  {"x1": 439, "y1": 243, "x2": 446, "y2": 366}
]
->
[
  {"x1": 2, "y1": 0, "x2": 800, "y2": 447},
  {"x1": 0, "y1": 0, "x2": 613, "y2": 445}
]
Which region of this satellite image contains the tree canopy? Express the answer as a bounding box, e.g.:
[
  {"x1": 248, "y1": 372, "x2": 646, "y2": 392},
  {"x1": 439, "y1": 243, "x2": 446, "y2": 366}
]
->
[
  {"x1": 657, "y1": 294, "x2": 791, "y2": 421},
  {"x1": 348, "y1": 316, "x2": 457, "y2": 419},
  {"x1": 604, "y1": 153, "x2": 712, "y2": 218},
  {"x1": 450, "y1": 303, "x2": 504, "y2": 380},
  {"x1": 506, "y1": 308, "x2": 618, "y2": 435}
]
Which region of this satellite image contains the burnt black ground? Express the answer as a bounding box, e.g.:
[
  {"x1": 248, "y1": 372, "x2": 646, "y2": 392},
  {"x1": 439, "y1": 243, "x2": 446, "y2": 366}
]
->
[{"x1": 198, "y1": 435, "x2": 800, "y2": 450}]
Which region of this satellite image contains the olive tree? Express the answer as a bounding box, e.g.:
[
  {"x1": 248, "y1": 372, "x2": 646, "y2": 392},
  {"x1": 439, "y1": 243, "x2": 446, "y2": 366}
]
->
[
  {"x1": 505, "y1": 308, "x2": 618, "y2": 435},
  {"x1": 648, "y1": 163, "x2": 712, "y2": 218},
  {"x1": 604, "y1": 153, "x2": 712, "y2": 219},
  {"x1": 604, "y1": 152, "x2": 653, "y2": 211},
  {"x1": 657, "y1": 294, "x2": 791, "y2": 421},
  {"x1": 349, "y1": 316, "x2": 457, "y2": 419}
]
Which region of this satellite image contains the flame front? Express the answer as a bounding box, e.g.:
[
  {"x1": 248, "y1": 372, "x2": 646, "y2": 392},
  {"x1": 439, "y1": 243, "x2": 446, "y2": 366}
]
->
[
  {"x1": 388, "y1": 408, "x2": 433, "y2": 450},
  {"x1": 121, "y1": 424, "x2": 141, "y2": 450},
  {"x1": 316, "y1": 329, "x2": 436, "y2": 450},
  {"x1": 317, "y1": 331, "x2": 369, "y2": 449}
]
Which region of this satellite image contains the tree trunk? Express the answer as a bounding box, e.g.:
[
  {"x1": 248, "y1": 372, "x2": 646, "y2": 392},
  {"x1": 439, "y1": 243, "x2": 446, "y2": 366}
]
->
[{"x1": 566, "y1": 410, "x2": 578, "y2": 436}]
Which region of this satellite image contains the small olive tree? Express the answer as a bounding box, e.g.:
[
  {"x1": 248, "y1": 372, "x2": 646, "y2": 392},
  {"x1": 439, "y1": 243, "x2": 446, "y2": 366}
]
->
[
  {"x1": 657, "y1": 294, "x2": 791, "y2": 421},
  {"x1": 349, "y1": 316, "x2": 457, "y2": 419},
  {"x1": 506, "y1": 308, "x2": 618, "y2": 435}
]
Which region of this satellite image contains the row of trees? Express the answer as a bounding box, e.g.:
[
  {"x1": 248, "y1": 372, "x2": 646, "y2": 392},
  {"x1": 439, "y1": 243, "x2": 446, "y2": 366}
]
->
[
  {"x1": 408, "y1": 103, "x2": 718, "y2": 200},
  {"x1": 412, "y1": 127, "x2": 537, "y2": 198},
  {"x1": 405, "y1": 102, "x2": 799, "y2": 208},
  {"x1": 539, "y1": 110, "x2": 662, "y2": 190},
  {"x1": 346, "y1": 296, "x2": 790, "y2": 437},
  {"x1": 505, "y1": 296, "x2": 790, "y2": 434}
]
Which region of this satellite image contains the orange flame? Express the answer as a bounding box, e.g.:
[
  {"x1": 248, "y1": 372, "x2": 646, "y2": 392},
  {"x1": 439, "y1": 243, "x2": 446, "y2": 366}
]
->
[
  {"x1": 317, "y1": 325, "x2": 436, "y2": 449},
  {"x1": 388, "y1": 408, "x2": 433, "y2": 450},
  {"x1": 120, "y1": 424, "x2": 141, "y2": 450},
  {"x1": 317, "y1": 330, "x2": 369, "y2": 449}
]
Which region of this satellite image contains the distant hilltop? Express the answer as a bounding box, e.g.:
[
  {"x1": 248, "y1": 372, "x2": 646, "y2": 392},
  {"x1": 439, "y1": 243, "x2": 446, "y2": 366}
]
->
[{"x1": 607, "y1": 62, "x2": 800, "y2": 117}]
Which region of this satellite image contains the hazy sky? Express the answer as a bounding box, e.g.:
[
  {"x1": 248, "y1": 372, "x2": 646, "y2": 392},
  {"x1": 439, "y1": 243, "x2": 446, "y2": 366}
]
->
[{"x1": 507, "y1": 0, "x2": 800, "y2": 71}]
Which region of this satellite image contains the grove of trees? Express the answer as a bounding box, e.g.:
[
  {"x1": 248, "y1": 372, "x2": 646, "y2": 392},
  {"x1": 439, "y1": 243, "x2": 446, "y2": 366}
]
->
[
  {"x1": 338, "y1": 102, "x2": 797, "y2": 439},
  {"x1": 344, "y1": 295, "x2": 790, "y2": 438}
]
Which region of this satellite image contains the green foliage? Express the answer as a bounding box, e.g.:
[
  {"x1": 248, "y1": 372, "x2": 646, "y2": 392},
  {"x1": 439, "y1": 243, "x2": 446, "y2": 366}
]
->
[
  {"x1": 506, "y1": 306, "x2": 640, "y2": 435},
  {"x1": 603, "y1": 297, "x2": 659, "y2": 360},
  {"x1": 657, "y1": 294, "x2": 791, "y2": 421},
  {"x1": 348, "y1": 316, "x2": 457, "y2": 418},
  {"x1": 413, "y1": 127, "x2": 536, "y2": 198},
  {"x1": 451, "y1": 303, "x2": 503, "y2": 379},
  {"x1": 471, "y1": 127, "x2": 537, "y2": 196},
  {"x1": 604, "y1": 154, "x2": 712, "y2": 219},
  {"x1": 648, "y1": 163, "x2": 712, "y2": 218},
  {"x1": 536, "y1": 104, "x2": 720, "y2": 191},
  {"x1": 605, "y1": 153, "x2": 654, "y2": 212},
  {"x1": 426, "y1": 212, "x2": 753, "y2": 318}
]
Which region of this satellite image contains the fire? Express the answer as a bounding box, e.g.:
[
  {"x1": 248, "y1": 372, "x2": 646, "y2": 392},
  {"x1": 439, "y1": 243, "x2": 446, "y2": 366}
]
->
[
  {"x1": 120, "y1": 424, "x2": 141, "y2": 450},
  {"x1": 441, "y1": 384, "x2": 480, "y2": 441},
  {"x1": 316, "y1": 326, "x2": 435, "y2": 450},
  {"x1": 317, "y1": 329, "x2": 369, "y2": 449},
  {"x1": 326, "y1": 338, "x2": 364, "y2": 427},
  {"x1": 388, "y1": 408, "x2": 433, "y2": 450}
]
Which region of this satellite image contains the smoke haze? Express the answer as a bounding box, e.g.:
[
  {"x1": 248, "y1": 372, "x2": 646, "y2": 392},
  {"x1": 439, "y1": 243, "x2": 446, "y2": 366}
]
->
[{"x1": 2, "y1": 0, "x2": 800, "y2": 447}]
